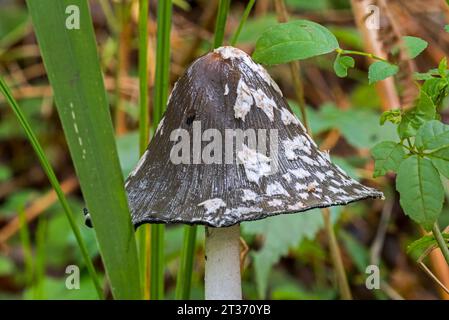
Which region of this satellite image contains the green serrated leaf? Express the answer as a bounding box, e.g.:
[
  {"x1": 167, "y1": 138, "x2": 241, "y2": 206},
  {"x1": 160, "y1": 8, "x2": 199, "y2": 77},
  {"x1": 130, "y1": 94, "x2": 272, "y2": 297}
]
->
[
  {"x1": 415, "y1": 120, "x2": 449, "y2": 150},
  {"x1": 380, "y1": 109, "x2": 402, "y2": 125},
  {"x1": 429, "y1": 144, "x2": 449, "y2": 178},
  {"x1": 252, "y1": 19, "x2": 339, "y2": 65},
  {"x1": 402, "y1": 36, "x2": 428, "y2": 59},
  {"x1": 242, "y1": 211, "x2": 323, "y2": 298},
  {"x1": 407, "y1": 233, "x2": 449, "y2": 256},
  {"x1": 422, "y1": 78, "x2": 449, "y2": 107},
  {"x1": 333, "y1": 55, "x2": 355, "y2": 78},
  {"x1": 431, "y1": 158, "x2": 449, "y2": 179},
  {"x1": 396, "y1": 155, "x2": 444, "y2": 231},
  {"x1": 398, "y1": 90, "x2": 436, "y2": 139},
  {"x1": 368, "y1": 61, "x2": 399, "y2": 84},
  {"x1": 371, "y1": 141, "x2": 406, "y2": 177}
]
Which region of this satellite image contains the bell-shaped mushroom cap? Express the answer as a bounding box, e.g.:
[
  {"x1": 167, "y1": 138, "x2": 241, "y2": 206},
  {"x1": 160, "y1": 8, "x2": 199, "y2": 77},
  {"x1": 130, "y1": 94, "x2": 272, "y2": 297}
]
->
[{"x1": 126, "y1": 46, "x2": 383, "y2": 228}]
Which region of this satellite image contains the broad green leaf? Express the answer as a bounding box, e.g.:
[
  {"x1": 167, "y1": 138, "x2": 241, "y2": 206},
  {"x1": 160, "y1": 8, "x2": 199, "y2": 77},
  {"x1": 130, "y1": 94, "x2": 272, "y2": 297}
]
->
[
  {"x1": 402, "y1": 36, "x2": 428, "y2": 59},
  {"x1": 380, "y1": 109, "x2": 402, "y2": 125},
  {"x1": 429, "y1": 145, "x2": 449, "y2": 178},
  {"x1": 398, "y1": 90, "x2": 436, "y2": 139},
  {"x1": 422, "y1": 77, "x2": 448, "y2": 107},
  {"x1": 445, "y1": 25, "x2": 449, "y2": 33},
  {"x1": 333, "y1": 55, "x2": 355, "y2": 78},
  {"x1": 396, "y1": 155, "x2": 444, "y2": 231},
  {"x1": 371, "y1": 141, "x2": 406, "y2": 177},
  {"x1": 252, "y1": 20, "x2": 339, "y2": 65},
  {"x1": 407, "y1": 233, "x2": 449, "y2": 257},
  {"x1": 415, "y1": 120, "x2": 449, "y2": 150},
  {"x1": 242, "y1": 211, "x2": 323, "y2": 298},
  {"x1": 368, "y1": 61, "x2": 399, "y2": 84},
  {"x1": 26, "y1": 0, "x2": 141, "y2": 299}
]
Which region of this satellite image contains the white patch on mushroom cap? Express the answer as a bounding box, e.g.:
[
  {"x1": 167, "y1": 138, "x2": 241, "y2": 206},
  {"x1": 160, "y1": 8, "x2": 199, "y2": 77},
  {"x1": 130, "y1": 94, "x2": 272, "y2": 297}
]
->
[
  {"x1": 283, "y1": 135, "x2": 311, "y2": 160},
  {"x1": 298, "y1": 192, "x2": 309, "y2": 200},
  {"x1": 198, "y1": 198, "x2": 226, "y2": 214},
  {"x1": 299, "y1": 155, "x2": 317, "y2": 166},
  {"x1": 288, "y1": 202, "x2": 304, "y2": 210},
  {"x1": 280, "y1": 108, "x2": 300, "y2": 126},
  {"x1": 224, "y1": 83, "x2": 229, "y2": 95},
  {"x1": 266, "y1": 181, "x2": 289, "y2": 196},
  {"x1": 289, "y1": 168, "x2": 311, "y2": 179},
  {"x1": 252, "y1": 88, "x2": 277, "y2": 121},
  {"x1": 224, "y1": 206, "x2": 263, "y2": 217},
  {"x1": 213, "y1": 46, "x2": 283, "y2": 97},
  {"x1": 315, "y1": 171, "x2": 326, "y2": 181},
  {"x1": 282, "y1": 172, "x2": 292, "y2": 183},
  {"x1": 130, "y1": 150, "x2": 148, "y2": 177},
  {"x1": 237, "y1": 144, "x2": 272, "y2": 184},
  {"x1": 328, "y1": 186, "x2": 348, "y2": 195},
  {"x1": 234, "y1": 79, "x2": 253, "y2": 121},
  {"x1": 241, "y1": 189, "x2": 258, "y2": 202},
  {"x1": 295, "y1": 182, "x2": 307, "y2": 191},
  {"x1": 156, "y1": 116, "x2": 165, "y2": 135},
  {"x1": 268, "y1": 199, "x2": 283, "y2": 207}
]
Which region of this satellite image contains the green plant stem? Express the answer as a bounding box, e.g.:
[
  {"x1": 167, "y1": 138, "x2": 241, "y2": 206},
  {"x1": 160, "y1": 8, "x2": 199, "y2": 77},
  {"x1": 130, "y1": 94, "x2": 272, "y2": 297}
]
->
[
  {"x1": 139, "y1": 0, "x2": 150, "y2": 155},
  {"x1": 34, "y1": 217, "x2": 47, "y2": 300},
  {"x1": 151, "y1": 0, "x2": 173, "y2": 300},
  {"x1": 137, "y1": 0, "x2": 150, "y2": 300},
  {"x1": 213, "y1": 0, "x2": 231, "y2": 48},
  {"x1": 0, "y1": 76, "x2": 104, "y2": 299},
  {"x1": 274, "y1": 0, "x2": 352, "y2": 300},
  {"x1": 336, "y1": 48, "x2": 389, "y2": 63},
  {"x1": 175, "y1": 226, "x2": 198, "y2": 299},
  {"x1": 322, "y1": 209, "x2": 353, "y2": 300},
  {"x1": 18, "y1": 208, "x2": 33, "y2": 285},
  {"x1": 432, "y1": 223, "x2": 449, "y2": 266},
  {"x1": 230, "y1": 0, "x2": 255, "y2": 46}
]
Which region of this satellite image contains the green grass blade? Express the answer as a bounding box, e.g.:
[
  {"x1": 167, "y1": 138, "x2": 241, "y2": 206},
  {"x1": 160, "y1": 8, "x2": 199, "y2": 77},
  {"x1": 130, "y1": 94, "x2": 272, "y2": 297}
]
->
[
  {"x1": 25, "y1": 0, "x2": 140, "y2": 299},
  {"x1": 150, "y1": 0, "x2": 173, "y2": 300},
  {"x1": 213, "y1": 0, "x2": 231, "y2": 48},
  {"x1": 0, "y1": 76, "x2": 103, "y2": 299},
  {"x1": 33, "y1": 217, "x2": 47, "y2": 300},
  {"x1": 138, "y1": 0, "x2": 150, "y2": 299},
  {"x1": 17, "y1": 208, "x2": 33, "y2": 286},
  {"x1": 175, "y1": 226, "x2": 197, "y2": 299},
  {"x1": 230, "y1": 0, "x2": 255, "y2": 46}
]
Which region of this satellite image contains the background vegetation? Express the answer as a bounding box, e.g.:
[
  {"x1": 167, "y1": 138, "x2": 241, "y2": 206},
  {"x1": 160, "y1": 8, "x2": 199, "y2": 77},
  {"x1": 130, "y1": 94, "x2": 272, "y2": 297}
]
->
[{"x1": 0, "y1": 0, "x2": 449, "y2": 300}]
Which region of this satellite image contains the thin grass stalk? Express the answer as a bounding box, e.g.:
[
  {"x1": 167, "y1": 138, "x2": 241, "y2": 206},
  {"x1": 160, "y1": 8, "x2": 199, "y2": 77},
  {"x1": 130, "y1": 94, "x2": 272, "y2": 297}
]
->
[
  {"x1": 114, "y1": 1, "x2": 132, "y2": 134},
  {"x1": 432, "y1": 223, "x2": 449, "y2": 266},
  {"x1": 230, "y1": 0, "x2": 255, "y2": 46},
  {"x1": 175, "y1": 226, "x2": 197, "y2": 299},
  {"x1": 273, "y1": 0, "x2": 352, "y2": 299},
  {"x1": 213, "y1": 0, "x2": 231, "y2": 48},
  {"x1": 151, "y1": 0, "x2": 173, "y2": 300},
  {"x1": 18, "y1": 208, "x2": 33, "y2": 286},
  {"x1": 0, "y1": 76, "x2": 104, "y2": 299},
  {"x1": 33, "y1": 217, "x2": 47, "y2": 299},
  {"x1": 137, "y1": 0, "x2": 151, "y2": 300}
]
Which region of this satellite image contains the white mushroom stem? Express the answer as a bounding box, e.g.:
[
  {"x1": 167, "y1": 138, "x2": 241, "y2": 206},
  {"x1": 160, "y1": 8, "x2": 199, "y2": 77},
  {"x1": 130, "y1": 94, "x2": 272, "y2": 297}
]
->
[{"x1": 205, "y1": 225, "x2": 242, "y2": 300}]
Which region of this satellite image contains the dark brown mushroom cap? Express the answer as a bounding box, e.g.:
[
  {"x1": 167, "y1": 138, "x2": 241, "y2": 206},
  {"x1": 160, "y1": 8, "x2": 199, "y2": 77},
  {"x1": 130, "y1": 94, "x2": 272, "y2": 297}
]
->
[{"x1": 125, "y1": 46, "x2": 383, "y2": 228}]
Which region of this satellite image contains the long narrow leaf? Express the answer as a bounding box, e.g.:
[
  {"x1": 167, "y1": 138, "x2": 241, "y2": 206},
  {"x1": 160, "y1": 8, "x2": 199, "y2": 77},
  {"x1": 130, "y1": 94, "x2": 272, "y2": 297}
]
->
[
  {"x1": 0, "y1": 76, "x2": 103, "y2": 299},
  {"x1": 151, "y1": 0, "x2": 173, "y2": 300},
  {"x1": 25, "y1": 0, "x2": 140, "y2": 299}
]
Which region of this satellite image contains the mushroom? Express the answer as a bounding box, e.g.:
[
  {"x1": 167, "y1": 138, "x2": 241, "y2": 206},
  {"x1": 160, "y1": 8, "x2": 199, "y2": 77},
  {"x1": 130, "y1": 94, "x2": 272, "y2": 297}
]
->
[{"x1": 125, "y1": 46, "x2": 383, "y2": 300}]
